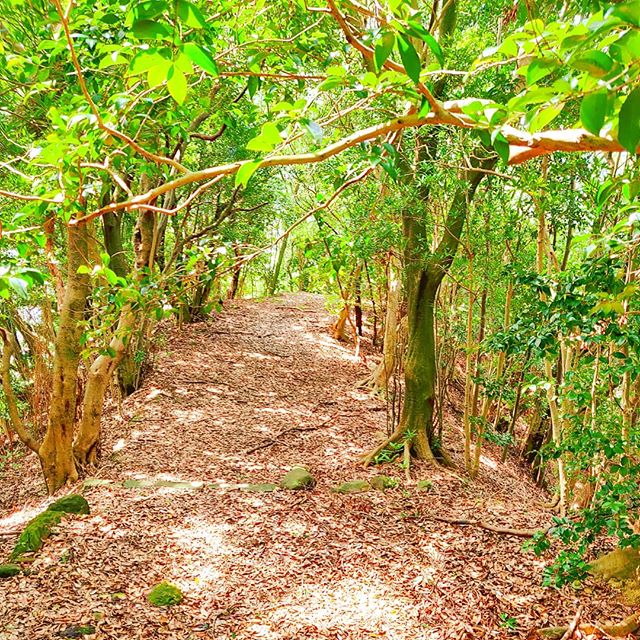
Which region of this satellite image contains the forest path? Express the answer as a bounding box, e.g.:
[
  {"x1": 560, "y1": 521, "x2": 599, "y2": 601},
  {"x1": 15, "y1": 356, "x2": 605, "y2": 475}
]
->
[{"x1": 0, "y1": 293, "x2": 630, "y2": 639}]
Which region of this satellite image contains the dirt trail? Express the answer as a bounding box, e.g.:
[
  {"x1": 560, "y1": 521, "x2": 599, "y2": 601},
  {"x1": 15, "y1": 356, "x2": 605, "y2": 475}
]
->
[{"x1": 0, "y1": 294, "x2": 632, "y2": 639}]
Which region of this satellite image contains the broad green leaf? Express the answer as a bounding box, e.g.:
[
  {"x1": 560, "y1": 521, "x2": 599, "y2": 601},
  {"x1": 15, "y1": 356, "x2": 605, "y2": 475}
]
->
[
  {"x1": 318, "y1": 76, "x2": 345, "y2": 91},
  {"x1": 612, "y1": 0, "x2": 640, "y2": 27},
  {"x1": 235, "y1": 160, "x2": 262, "y2": 187},
  {"x1": 132, "y1": 19, "x2": 172, "y2": 40},
  {"x1": 570, "y1": 51, "x2": 614, "y2": 77},
  {"x1": 174, "y1": 53, "x2": 194, "y2": 74},
  {"x1": 374, "y1": 32, "x2": 395, "y2": 72},
  {"x1": 491, "y1": 131, "x2": 510, "y2": 164},
  {"x1": 580, "y1": 91, "x2": 607, "y2": 135},
  {"x1": 396, "y1": 34, "x2": 421, "y2": 84},
  {"x1": 182, "y1": 43, "x2": 218, "y2": 76},
  {"x1": 526, "y1": 58, "x2": 558, "y2": 85},
  {"x1": 176, "y1": 0, "x2": 207, "y2": 28},
  {"x1": 129, "y1": 50, "x2": 167, "y2": 75},
  {"x1": 147, "y1": 63, "x2": 168, "y2": 88},
  {"x1": 529, "y1": 103, "x2": 564, "y2": 132},
  {"x1": 99, "y1": 51, "x2": 129, "y2": 69},
  {"x1": 405, "y1": 21, "x2": 444, "y2": 66},
  {"x1": 618, "y1": 87, "x2": 640, "y2": 153},
  {"x1": 246, "y1": 122, "x2": 282, "y2": 152},
  {"x1": 167, "y1": 65, "x2": 188, "y2": 104},
  {"x1": 133, "y1": 0, "x2": 168, "y2": 20}
]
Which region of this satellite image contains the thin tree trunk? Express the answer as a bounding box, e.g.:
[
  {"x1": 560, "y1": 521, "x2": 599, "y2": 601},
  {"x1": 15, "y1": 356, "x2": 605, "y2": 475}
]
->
[{"x1": 39, "y1": 223, "x2": 91, "y2": 493}]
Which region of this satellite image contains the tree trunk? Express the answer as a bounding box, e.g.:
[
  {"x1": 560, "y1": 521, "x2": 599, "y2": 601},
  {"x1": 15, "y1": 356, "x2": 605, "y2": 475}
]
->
[
  {"x1": 362, "y1": 154, "x2": 496, "y2": 466},
  {"x1": 73, "y1": 308, "x2": 138, "y2": 468},
  {"x1": 102, "y1": 211, "x2": 128, "y2": 278},
  {"x1": 399, "y1": 157, "x2": 496, "y2": 461},
  {"x1": 39, "y1": 223, "x2": 91, "y2": 493},
  {"x1": 268, "y1": 232, "x2": 289, "y2": 296},
  {"x1": 401, "y1": 271, "x2": 440, "y2": 461},
  {"x1": 361, "y1": 254, "x2": 402, "y2": 392}
]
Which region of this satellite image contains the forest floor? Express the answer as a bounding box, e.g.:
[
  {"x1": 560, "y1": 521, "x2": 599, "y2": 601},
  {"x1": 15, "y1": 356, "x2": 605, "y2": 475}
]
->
[{"x1": 0, "y1": 293, "x2": 634, "y2": 640}]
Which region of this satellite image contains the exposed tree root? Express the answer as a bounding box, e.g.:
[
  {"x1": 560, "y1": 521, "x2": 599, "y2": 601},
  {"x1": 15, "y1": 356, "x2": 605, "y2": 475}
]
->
[
  {"x1": 538, "y1": 610, "x2": 640, "y2": 639},
  {"x1": 423, "y1": 514, "x2": 550, "y2": 538},
  {"x1": 538, "y1": 492, "x2": 561, "y2": 510},
  {"x1": 559, "y1": 606, "x2": 581, "y2": 640},
  {"x1": 359, "y1": 426, "x2": 406, "y2": 467},
  {"x1": 403, "y1": 439, "x2": 411, "y2": 481}
]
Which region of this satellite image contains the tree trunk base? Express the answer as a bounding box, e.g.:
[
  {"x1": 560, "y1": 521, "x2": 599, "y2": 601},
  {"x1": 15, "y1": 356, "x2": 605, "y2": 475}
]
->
[{"x1": 360, "y1": 425, "x2": 449, "y2": 469}]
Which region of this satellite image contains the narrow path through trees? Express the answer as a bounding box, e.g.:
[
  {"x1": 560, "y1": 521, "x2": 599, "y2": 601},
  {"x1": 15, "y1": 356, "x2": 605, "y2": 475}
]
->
[{"x1": 0, "y1": 295, "x2": 633, "y2": 639}]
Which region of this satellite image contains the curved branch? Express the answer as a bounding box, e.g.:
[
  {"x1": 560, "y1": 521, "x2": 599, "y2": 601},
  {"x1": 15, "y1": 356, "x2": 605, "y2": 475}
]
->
[
  {"x1": 74, "y1": 102, "x2": 631, "y2": 225},
  {"x1": 0, "y1": 328, "x2": 40, "y2": 454}
]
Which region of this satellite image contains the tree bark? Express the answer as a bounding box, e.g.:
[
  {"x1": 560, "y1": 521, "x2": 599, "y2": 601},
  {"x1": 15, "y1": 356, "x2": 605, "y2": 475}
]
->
[{"x1": 39, "y1": 222, "x2": 91, "y2": 493}]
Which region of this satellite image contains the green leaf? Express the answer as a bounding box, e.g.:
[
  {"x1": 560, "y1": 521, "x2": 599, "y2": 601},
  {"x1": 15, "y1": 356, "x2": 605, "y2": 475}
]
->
[
  {"x1": 167, "y1": 65, "x2": 188, "y2": 104},
  {"x1": 176, "y1": 0, "x2": 207, "y2": 28},
  {"x1": 235, "y1": 160, "x2": 261, "y2": 187},
  {"x1": 246, "y1": 122, "x2": 282, "y2": 152},
  {"x1": 129, "y1": 50, "x2": 167, "y2": 75},
  {"x1": 580, "y1": 91, "x2": 607, "y2": 135},
  {"x1": 77, "y1": 265, "x2": 92, "y2": 275},
  {"x1": 132, "y1": 19, "x2": 172, "y2": 40},
  {"x1": 618, "y1": 87, "x2": 640, "y2": 154},
  {"x1": 147, "y1": 63, "x2": 168, "y2": 88},
  {"x1": 570, "y1": 51, "x2": 614, "y2": 77},
  {"x1": 374, "y1": 32, "x2": 395, "y2": 73},
  {"x1": 133, "y1": 1, "x2": 168, "y2": 20},
  {"x1": 612, "y1": 0, "x2": 640, "y2": 27},
  {"x1": 99, "y1": 51, "x2": 129, "y2": 69},
  {"x1": 526, "y1": 59, "x2": 558, "y2": 85},
  {"x1": 492, "y1": 131, "x2": 510, "y2": 164},
  {"x1": 405, "y1": 22, "x2": 444, "y2": 66},
  {"x1": 529, "y1": 103, "x2": 564, "y2": 132},
  {"x1": 318, "y1": 76, "x2": 345, "y2": 91},
  {"x1": 182, "y1": 43, "x2": 218, "y2": 76},
  {"x1": 396, "y1": 34, "x2": 421, "y2": 84}
]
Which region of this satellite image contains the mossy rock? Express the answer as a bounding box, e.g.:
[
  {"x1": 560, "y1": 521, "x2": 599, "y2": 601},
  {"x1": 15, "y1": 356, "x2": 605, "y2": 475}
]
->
[
  {"x1": 0, "y1": 564, "x2": 21, "y2": 579},
  {"x1": 11, "y1": 510, "x2": 63, "y2": 560},
  {"x1": 416, "y1": 480, "x2": 433, "y2": 492},
  {"x1": 147, "y1": 581, "x2": 183, "y2": 607},
  {"x1": 370, "y1": 475, "x2": 398, "y2": 491},
  {"x1": 333, "y1": 480, "x2": 371, "y2": 494},
  {"x1": 280, "y1": 466, "x2": 315, "y2": 490},
  {"x1": 243, "y1": 483, "x2": 278, "y2": 493},
  {"x1": 47, "y1": 494, "x2": 90, "y2": 515},
  {"x1": 56, "y1": 625, "x2": 95, "y2": 638}
]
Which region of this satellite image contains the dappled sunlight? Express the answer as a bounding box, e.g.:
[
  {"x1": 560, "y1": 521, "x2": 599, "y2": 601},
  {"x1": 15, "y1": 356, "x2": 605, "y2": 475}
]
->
[
  {"x1": 171, "y1": 407, "x2": 207, "y2": 421},
  {"x1": 268, "y1": 576, "x2": 416, "y2": 634},
  {"x1": 169, "y1": 518, "x2": 238, "y2": 592},
  {"x1": 0, "y1": 504, "x2": 42, "y2": 532},
  {"x1": 480, "y1": 454, "x2": 498, "y2": 470}
]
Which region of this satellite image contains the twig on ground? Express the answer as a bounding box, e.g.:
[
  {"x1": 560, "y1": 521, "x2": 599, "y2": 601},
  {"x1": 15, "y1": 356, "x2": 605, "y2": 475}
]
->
[
  {"x1": 245, "y1": 413, "x2": 354, "y2": 454},
  {"x1": 423, "y1": 514, "x2": 550, "y2": 538},
  {"x1": 539, "y1": 610, "x2": 640, "y2": 639},
  {"x1": 559, "y1": 607, "x2": 582, "y2": 640}
]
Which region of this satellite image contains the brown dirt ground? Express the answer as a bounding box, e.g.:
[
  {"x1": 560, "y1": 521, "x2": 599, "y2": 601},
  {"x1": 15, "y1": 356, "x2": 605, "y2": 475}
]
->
[{"x1": 0, "y1": 293, "x2": 634, "y2": 640}]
